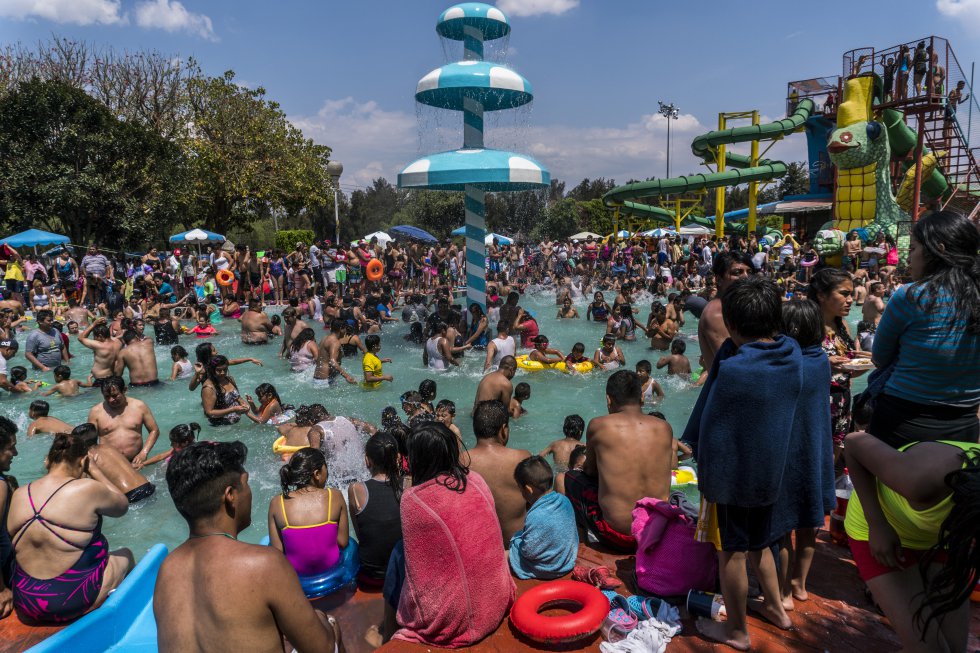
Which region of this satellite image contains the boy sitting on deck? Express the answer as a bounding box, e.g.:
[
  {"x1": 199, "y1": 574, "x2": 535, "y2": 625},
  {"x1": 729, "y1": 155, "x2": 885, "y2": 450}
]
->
[
  {"x1": 509, "y1": 456, "x2": 578, "y2": 579},
  {"x1": 154, "y1": 441, "x2": 342, "y2": 653},
  {"x1": 539, "y1": 414, "x2": 585, "y2": 472},
  {"x1": 564, "y1": 370, "x2": 674, "y2": 553},
  {"x1": 681, "y1": 276, "x2": 803, "y2": 650}
]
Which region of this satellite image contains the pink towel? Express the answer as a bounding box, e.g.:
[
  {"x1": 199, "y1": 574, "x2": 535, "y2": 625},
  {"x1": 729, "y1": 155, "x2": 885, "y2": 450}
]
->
[
  {"x1": 632, "y1": 497, "x2": 717, "y2": 596},
  {"x1": 395, "y1": 472, "x2": 516, "y2": 648}
]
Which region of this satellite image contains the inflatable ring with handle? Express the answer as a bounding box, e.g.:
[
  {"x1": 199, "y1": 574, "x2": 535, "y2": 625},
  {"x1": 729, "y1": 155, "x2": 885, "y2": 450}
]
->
[
  {"x1": 365, "y1": 259, "x2": 384, "y2": 282},
  {"x1": 516, "y1": 355, "x2": 593, "y2": 374},
  {"x1": 510, "y1": 579, "x2": 608, "y2": 644},
  {"x1": 216, "y1": 269, "x2": 234, "y2": 287},
  {"x1": 272, "y1": 435, "x2": 306, "y2": 460},
  {"x1": 298, "y1": 540, "x2": 360, "y2": 599}
]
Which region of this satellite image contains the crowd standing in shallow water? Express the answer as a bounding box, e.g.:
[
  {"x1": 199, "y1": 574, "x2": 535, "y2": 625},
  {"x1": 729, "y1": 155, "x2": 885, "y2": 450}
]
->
[{"x1": 0, "y1": 210, "x2": 976, "y2": 652}]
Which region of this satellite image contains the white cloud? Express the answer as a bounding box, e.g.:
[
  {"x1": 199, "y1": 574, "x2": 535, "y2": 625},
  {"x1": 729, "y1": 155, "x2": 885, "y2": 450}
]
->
[
  {"x1": 0, "y1": 0, "x2": 125, "y2": 25},
  {"x1": 134, "y1": 0, "x2": 216, "y2": 40},
  {"x1": 290, "y1": 97, "x2": 809, "y2": 192},
  {"x1": 290, "y1": 97, "x2": 418, "y2": 188},
  {"x1": 496, "y1": 0, "x2": 578, "y2": 17},
  {"x1": 936, "y1": 0, "x2": 980, "y2": 34}
]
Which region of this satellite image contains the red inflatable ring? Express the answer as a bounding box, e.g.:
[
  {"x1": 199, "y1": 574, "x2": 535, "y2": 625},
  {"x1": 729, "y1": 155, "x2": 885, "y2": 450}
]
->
[
  {"x1": 365, "y1": 258, "x2": 384, "y2": 282},
  {"x1": 509, "y1": 580, "x2": 608, "y2": 644}
]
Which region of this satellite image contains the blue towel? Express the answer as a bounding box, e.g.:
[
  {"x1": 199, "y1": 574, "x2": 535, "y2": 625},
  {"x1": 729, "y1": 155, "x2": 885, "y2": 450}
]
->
[
  {"x1": 770, "y1": 345, "x2": 836, "y2": 537},
  {"x1": 508, "y1": 491, "x2": 578, "y2": 580},
  {"x1": 682, "y1": 335, "x2": 803, "y2": 507}
]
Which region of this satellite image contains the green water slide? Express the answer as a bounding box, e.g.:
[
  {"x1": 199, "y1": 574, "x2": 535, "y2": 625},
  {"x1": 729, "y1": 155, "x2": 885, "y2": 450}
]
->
[{"x1": 603, "y1": 99, "x2": 816, "y2": 226}]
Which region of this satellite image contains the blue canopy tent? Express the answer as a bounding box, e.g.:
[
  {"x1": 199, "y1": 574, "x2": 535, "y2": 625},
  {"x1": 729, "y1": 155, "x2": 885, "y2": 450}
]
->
[
  {"x1": 389, "y1": 225, "x2": 438, "y2": 243},
  {"x1": 0, "y1": 228, "x2": 69, "y2": 254}
]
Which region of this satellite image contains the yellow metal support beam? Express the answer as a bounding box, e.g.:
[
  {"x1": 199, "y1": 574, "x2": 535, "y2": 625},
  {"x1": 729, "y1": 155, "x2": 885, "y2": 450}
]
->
[
  {"x1": 715, "y1": 112, "x2": 726, "y2": 239},
  {"x1": 748, "y1": 110, "x2": 759, "y2": 234}
]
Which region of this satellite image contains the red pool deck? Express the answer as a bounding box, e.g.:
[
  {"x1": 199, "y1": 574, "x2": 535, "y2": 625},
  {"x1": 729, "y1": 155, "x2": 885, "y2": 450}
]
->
[{"x1": 1, "y1": 527, "x2": 978, "y2": 653}]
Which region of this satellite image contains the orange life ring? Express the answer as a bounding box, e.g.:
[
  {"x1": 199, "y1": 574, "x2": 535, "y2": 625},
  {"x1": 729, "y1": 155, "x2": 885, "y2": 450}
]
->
[
  {"x1": 216, "y1": 270, "x2": 234, "y2": 287},
  {"x1": 365, "y1": 259, "x2": 384, "y2": 282},
  {"x1": 509, "y1": 580, "x2": 608, "y2": 645}
]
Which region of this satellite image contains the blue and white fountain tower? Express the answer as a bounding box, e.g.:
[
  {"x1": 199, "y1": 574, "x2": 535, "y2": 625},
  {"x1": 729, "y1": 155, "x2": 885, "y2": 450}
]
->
[{"x1": 398, "y1": 2, "x2": 549, "y2": 309}]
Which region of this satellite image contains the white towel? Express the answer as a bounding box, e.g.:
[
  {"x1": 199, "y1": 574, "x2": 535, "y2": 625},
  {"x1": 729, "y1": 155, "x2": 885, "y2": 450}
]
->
[{"x1": 599, "y1": 602, "x2": 681, "y2": 653}]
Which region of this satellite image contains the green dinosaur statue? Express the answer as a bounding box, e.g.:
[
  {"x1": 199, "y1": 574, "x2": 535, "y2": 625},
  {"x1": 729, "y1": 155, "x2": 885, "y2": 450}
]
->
[{"x1": 822, "y1": 75, "x2": 915, "y2": 263}]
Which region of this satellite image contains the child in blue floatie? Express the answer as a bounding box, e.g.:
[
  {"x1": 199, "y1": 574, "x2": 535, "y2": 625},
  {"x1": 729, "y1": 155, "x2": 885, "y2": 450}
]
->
[{"x1": 508, "y1": 456, "x2": 578, "y2": 580}]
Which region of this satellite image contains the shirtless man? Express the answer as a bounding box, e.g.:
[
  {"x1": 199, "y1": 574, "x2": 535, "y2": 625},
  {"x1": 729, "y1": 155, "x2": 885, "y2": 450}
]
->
[
  {"x1": 240, "y1": 299, "x2": 273, "y2": 345},
  {"x1": 73, "y1": 423, "x2": 156, "y2": 503},
  {"x1": 26, "y1": 400, "x2": 72, "y2": 437},
  {"x1": 564, "y1": 370, "x2": 674, "y2": 552},
  {"x1": 87, "y1": 376, "x2": 160, "y2": 467},
  {"x1": 697, "y1": 251, "x2": 754, "y2": 371},
  {"x1": 279, "y1": 308, "x2": 308, "y2": 358},
  {"x1": 154, "y1": 440, "x2": 340, "y2": 653},
  {"x1": 114, "y1": 330, "x2": 159, "y2": 386},
  {"x1": 862, "y1": 282, "x2": 885, "y2": 326},
  {"x1": 65, "y1": 297, "x2": 98, "y2": 327},
  {"x1": 78, "y1": 318, "x2": 122, "y2": 383},
  {"x1": 466, "y1": 400, "x2": 531, "y2": 548},
  {"x1": 313, "y1": 319, "x2": 357, "y2": 385},
  {"x1": 473, "y1": 355, "x2": 516, "y2": 414}
]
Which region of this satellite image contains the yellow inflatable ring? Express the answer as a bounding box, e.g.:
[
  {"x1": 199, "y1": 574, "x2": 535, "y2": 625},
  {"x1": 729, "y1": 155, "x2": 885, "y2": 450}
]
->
[
  {"x1": 272, "y1": 436, "x2": 307, "y2": 457},
  {"x1": 516, "y1": 356, "x2": 593, "y2": 374},
  {"x1": 365, "y1": 259, "x2": 384, "y2": 282},
  {"x1": 559, "y1": 360, "x2": 594, "y2": 374},
  {"x1": 516, "y1": 355, "x2": 556, "y2": 371},
  {"x1": 216, "y1": 269, "x2": 234, "y2": 287}
]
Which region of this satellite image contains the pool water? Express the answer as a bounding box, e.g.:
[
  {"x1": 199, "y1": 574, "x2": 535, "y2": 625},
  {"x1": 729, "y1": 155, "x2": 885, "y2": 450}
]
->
[{"x1": 2, "y1": 291, "x2": 867, "y2": 560}]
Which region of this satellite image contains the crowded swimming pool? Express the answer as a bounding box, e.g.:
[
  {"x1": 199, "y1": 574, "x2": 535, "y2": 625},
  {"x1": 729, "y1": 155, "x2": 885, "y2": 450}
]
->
[{"x1": 1, "y1": 291, "x2": 868, "y2": 558}]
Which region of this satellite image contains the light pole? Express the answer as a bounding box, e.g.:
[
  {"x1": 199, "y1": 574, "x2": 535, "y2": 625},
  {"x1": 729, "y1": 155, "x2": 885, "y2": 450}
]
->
[
  {"x1": 326, "y1": 160, "x2": 343, "y2": 243},
  {"x1": 658, "y1": 101, "x2": 679, "y2": 179}
]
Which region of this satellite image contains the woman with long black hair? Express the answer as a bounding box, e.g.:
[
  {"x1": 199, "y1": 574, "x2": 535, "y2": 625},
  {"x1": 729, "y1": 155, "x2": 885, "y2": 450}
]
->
[
  {"x1": 870, "y1": 211, "x2": 980, "y2": 448},
  {"x1": 844, "y1": 431, "x2": 980, "y2": 652},
  {"x1": 807, "y1": 268, "x2": 865, "y2": 465},
  {"x1": 200, "y1": 356, "x2": 248, "y2": 426},
  {"x1": 379, "y1": 423, "x2": 514, "y2": 647},
  {"x1": 348, "y1": 432, "x2": 403, "y2": 586}
]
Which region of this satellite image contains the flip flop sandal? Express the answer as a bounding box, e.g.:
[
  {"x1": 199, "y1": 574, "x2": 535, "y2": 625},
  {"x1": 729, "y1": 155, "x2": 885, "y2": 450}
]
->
[{"x1": 625, "y1": 594, "x2": 664, "y2": 621}]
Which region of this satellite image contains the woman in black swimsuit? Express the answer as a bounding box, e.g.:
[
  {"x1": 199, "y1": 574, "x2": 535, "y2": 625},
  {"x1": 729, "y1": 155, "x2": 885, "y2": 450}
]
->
[
  {"x1": 587, "y1": 291, "x2": 611, "y2": 322},
  {"x1": 200, "y1": 356, "x2": 249, "y2": 426}
]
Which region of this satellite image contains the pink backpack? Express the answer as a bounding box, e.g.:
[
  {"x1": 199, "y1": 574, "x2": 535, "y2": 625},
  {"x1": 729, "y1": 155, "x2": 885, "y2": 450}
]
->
[{"x1": 632, "y1": 497, "x2": 717, "y2": 596}]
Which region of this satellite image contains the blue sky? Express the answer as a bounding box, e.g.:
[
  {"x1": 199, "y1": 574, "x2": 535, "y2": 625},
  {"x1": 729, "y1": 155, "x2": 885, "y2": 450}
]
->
[{"x1": 2, "y1": 0, "x2": 979, "y2": 193}]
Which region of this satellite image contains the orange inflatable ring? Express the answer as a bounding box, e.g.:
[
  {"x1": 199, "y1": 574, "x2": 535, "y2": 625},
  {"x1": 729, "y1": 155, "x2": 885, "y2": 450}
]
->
[
  {"x1": 216, "y1": 269, "x2": 234, "y2": 287},
  {"x1": 365, "y1": 259, "x2": 384, "y2": 282},
  {"x1": 509, "y1": 580, "x2": 608, "y2": 645}
]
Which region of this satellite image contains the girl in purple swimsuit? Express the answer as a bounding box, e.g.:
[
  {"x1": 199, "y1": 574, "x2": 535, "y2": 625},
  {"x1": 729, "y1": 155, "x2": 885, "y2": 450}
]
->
[
  {"x1": 267, "y1": 448, "x2": 348, "y2": 577},
  {"x1": 7, "y1": 433, "x2": 132, "y2": 624}
]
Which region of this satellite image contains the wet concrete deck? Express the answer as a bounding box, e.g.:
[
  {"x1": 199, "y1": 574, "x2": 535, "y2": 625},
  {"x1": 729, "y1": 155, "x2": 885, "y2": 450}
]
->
[{"x1": 1, "y1": 527, "x2": 977, "y2": 652}]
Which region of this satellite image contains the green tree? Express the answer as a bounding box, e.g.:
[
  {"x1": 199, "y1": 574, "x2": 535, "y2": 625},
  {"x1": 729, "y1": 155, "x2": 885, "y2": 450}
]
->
[
  {"x1": 578, "y1": 198, "x2": 615, "y2": 235},
  {"x1": 777, "y1": 161, "x2": 810, "y2": 198},
  {"x1": 399, "y1": 190, "x2": 464, "y2": 239},
  {"x1": 184, "y1": 70, "x2": 333, "y2": 235},
  {"x1": 531, "y1": 197, "x2": 579, "y2": 241},
  {"x1": 0, "y1": 78, "x2": 189, "y2": 247},
  {"x1": 348, "y1": 177, "x2": 402, "y2": 239},
  {"x1": 567, "y1": 177, "x2": 616, "y2": 202}
]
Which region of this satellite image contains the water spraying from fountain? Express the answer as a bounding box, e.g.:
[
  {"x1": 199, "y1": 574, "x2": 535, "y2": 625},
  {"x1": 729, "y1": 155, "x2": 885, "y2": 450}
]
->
[{"x1": 398, "y1": 2, "x2": 550, "y2": 309}]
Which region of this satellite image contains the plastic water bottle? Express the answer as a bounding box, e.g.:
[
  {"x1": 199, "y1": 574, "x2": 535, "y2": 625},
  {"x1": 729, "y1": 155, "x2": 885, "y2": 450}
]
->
[{"x1": 600, "y1": 615, "x2": 630, "y2": 643}]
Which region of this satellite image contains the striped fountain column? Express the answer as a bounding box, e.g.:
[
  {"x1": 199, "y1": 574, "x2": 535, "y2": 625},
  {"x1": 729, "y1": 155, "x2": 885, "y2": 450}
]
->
[{"x1": 462, "y1": 25, "x2": 487, "y2": 310}]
